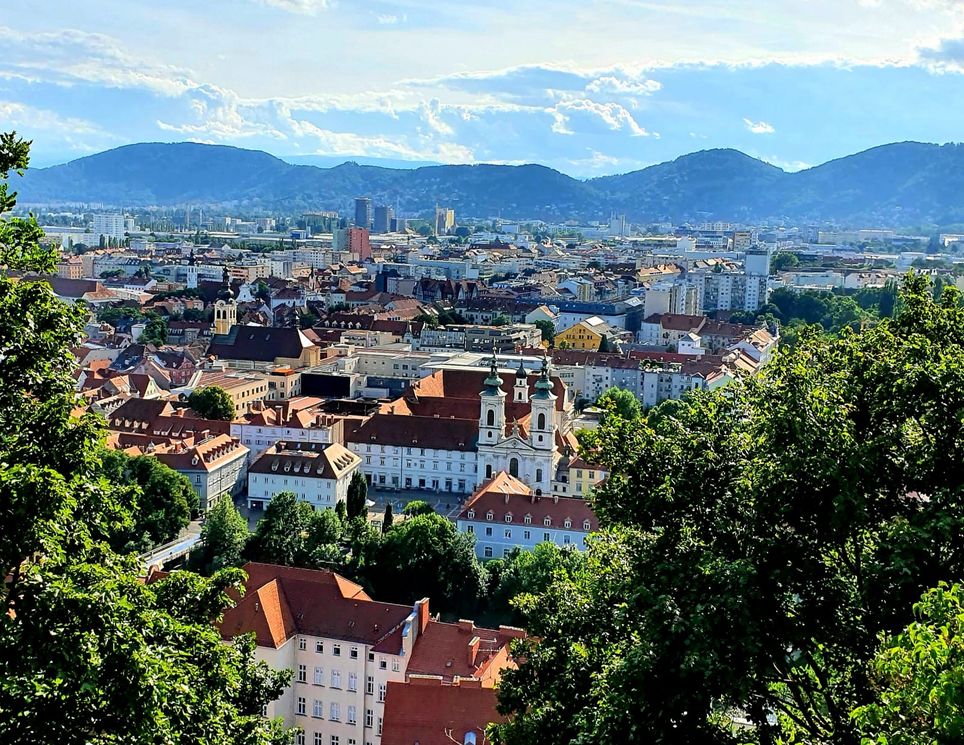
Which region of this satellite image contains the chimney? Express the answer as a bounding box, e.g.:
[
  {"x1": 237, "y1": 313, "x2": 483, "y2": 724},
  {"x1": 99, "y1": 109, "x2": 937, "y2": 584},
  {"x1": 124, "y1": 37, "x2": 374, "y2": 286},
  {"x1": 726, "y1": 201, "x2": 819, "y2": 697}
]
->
[
  {"x1": 466, "y1": 636, "x2": 481, "y2": 668},
  {"x1": 415, "y1": 597, "x2": 430, "y2": 634},
  {"x1": 504, "y1": 492, "x2": 509, "y2": 504},
  {"x1": 457, "y1": 619, "x2": 475, "y2": 635},
  {"x1": 554, "y1": 494, "x2": 559, "y2": 504}
]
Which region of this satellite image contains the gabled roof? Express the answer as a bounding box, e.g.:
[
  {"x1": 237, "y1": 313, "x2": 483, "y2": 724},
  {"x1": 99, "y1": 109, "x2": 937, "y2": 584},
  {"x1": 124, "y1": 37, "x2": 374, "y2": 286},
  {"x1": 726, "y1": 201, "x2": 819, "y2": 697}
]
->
[
  {"x1": 381, "y1": 679, "x2": 505, "y2": 745},
  {"x1": 346, "y1": 414, "x2": 479, "y2": 452},
  {"x1": 219, "y1": 562, "x2": 413, "y2": 650},
  {"x1": 459, "y1": 471, "x2": 598, "y2": 530},
  {"x1": 207, "y1": 325, "x2": 313, "y2": 362}
]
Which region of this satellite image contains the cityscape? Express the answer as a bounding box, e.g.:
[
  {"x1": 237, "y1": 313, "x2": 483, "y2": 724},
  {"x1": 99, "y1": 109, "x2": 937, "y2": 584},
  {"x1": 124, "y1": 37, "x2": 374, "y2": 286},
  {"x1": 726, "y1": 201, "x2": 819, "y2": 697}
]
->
[{"x1": 4, "y1": 2, "x2": 964, "y2": 744}]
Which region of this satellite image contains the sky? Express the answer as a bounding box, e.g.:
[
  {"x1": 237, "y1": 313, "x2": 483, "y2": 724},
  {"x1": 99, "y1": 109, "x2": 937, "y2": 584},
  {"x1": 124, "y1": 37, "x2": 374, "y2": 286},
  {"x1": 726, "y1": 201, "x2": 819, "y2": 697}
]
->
[{"x1": 3, "y1": 0, "x2": 964, "y2": 176}]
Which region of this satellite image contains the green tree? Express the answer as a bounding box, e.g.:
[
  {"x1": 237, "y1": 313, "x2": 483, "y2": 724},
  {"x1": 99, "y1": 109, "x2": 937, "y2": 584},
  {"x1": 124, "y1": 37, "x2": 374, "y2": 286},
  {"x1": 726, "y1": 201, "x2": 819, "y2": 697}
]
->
[
  {"x1": 346, "y1": 470, "x2": 368, "y2": 520},
  {"x1": 402, "y1": 500, "x2": 435, "y2": 517},
  {"x1": 101, "y1": 450, "x2": 197, "y2": 551},
  {"x1": 372, "y1": 513, "x2": 484, "y2": 615},
  {"x1": 853, "y1": 582, "x2": 964, "y2": 744},
  {"x1": 534, "y1": 319, "x2": 556, "y2": 346},
  {"x1": 381, "y1": 502, "x2": 394, "y2": 533},
  {"x1": 245, "y1": 491, "x2": 342, "y2": 569},
  {"x1": 771, "y1": 251, "x2": 800, "y2": 271},
  {"x1": 488, "y1": 544, "x2": 585, "y2": 626},
  {"x1": 595, "y1": 387, "x2": 641, "y2": 423},
  {"x1": 490, "y1": 314, "x2": 511, "y2": 327},
  {"x1": 494, "y1": 275, "x2": 964, "y2": 745},
  {"x1": 0, "y1": 131, "x2": 292, "y2": 744},
  {"x1": 195, "y1": 496, "x2": 250, "y2": 574},
  {"x1": 335, "y1": 500, "x2": 347, "y2": 523},
  {"x1": 138, "y1": 315, "x2": 168, "y2": 346},
  {"x1": 188, "y1": 386, "x2": 236, "y2": 421}
]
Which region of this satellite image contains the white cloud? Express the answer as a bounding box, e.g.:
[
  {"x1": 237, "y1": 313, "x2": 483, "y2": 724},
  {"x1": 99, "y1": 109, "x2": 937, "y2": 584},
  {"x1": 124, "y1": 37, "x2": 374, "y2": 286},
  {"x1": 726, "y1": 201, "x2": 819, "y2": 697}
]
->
[
  {"x1": 586, "y1": 75, "x2": 662, "y2": 95},
  {"x1": 249, "y1": 0, "x2": 331, "y2": 14},
  {"x1": 376, "y1": 13, "x2": 405, "y2": 25},
  {"x1": 0, "y1": 101, "x2": 106, "y2": 135},
  {"x1": 551, "y1": 98, "x2": 651, "y2": 137},
  {"x1": 743, "y1": 117, "x2": 775, "y2": 134}
]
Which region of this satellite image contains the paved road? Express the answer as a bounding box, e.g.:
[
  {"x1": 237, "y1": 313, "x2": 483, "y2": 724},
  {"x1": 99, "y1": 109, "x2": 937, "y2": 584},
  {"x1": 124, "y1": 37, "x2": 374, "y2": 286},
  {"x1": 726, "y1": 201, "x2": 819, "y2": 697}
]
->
[{"x1": 140, "y1": 521, "x2": 202, "y2": 568}]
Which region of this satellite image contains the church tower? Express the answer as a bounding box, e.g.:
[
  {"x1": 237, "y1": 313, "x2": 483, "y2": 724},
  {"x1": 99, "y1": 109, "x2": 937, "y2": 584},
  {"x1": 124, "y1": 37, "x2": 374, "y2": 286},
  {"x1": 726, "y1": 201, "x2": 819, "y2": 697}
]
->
[
  {"x1": 478, "y1": 355, "x2": 506, "y2": 446},
  {"x1": 529, "y1": 357, "x2": 557, "y2": 452},
  {"x1": 213, "y1": 266, "x2": 237, "y2": 336},
  {"x1": 513, "y1": 359, "x2": 529, "y2": 404}
]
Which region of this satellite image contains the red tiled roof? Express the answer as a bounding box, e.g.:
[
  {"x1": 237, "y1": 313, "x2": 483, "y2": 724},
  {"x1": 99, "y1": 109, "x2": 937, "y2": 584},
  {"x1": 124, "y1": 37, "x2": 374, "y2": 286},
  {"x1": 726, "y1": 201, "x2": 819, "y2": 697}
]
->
[
  {"x1": 346, "y1": 414, "x2": 479, "y2": 452},
  {"x1": 407, "y1": 618, "x2": 521, "y2": 684},
  {"x1": 219, "y1": 563, "x2": 413, "y2": 650},
  {"x1": 381, "y1": 678, "x2": 505, "y2": 745},
  {"x1": 459, "y1": 471, "x2": 598, "y2": 531}
]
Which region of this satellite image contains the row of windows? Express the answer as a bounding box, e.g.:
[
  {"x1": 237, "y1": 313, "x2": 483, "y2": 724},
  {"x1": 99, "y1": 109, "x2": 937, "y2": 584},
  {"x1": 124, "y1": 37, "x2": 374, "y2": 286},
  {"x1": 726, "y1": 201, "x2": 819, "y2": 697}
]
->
[
  {"x1": 479, "y1": 534, "x2": 580, "y2": 556},
  {"x1": 466, "y1": 510, "x2": 588, "y2": 530}
]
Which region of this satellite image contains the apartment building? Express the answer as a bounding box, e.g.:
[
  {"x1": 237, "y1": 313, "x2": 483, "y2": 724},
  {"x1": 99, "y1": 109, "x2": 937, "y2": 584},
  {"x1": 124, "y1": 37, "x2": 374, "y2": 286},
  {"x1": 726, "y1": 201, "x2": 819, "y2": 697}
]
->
[
  {"x1": 216, "y1": 563, "x2": 522, "y2": 745},
  {"x1": 247, "y1": 441, "x2": 361, "y2": 511}
]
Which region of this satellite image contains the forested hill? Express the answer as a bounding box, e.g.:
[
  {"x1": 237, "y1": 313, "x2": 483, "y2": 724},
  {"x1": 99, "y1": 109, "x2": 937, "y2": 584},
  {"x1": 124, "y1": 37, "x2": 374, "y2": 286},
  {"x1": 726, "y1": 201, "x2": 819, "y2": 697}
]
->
[{"x1": 18, "y1": 140, "x2": 964, "y2": 226}]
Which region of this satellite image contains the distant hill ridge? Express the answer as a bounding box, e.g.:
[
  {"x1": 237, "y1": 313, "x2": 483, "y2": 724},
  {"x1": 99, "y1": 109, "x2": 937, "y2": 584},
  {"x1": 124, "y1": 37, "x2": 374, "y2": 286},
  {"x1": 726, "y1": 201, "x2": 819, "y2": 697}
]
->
[{"x1": 17, "y1": 140, "x2": 964, "y2": 226}]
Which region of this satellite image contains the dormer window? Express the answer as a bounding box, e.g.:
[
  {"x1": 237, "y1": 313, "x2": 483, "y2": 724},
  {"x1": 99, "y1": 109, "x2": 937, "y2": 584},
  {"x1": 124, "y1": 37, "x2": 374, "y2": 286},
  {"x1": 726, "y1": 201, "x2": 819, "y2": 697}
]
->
[
  {"x1": 583, "y1": 519, "x2": 591, "y2": 531},
  {"x1": 467, "y1": 509, "x2": 475, "y2": 519},
  {"x1": 504, "y1": 513, "x2": 512, "y2": 523},
  {"x1": 524, "y1": 514, "x2": 532, "y2": 525},
  {"x1": 543, "y1": 516, "x2": 551, "y2": 527},
  {"x1": 486, "y1": 510, "x2": 494, "y2": 521},
  {"x1": 564, "y1": 519, "x2": 572, "y2": 529}
]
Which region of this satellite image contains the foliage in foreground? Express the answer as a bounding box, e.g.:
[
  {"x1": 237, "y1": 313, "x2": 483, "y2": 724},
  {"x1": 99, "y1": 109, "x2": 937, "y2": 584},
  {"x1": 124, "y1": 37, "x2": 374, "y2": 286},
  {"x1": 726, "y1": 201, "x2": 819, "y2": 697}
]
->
[
  {"x1": 493, "y1": 275, "x2": 964, "y2": 745},
  {"x1": 0, "y1": 131, "x2": 292, "y2": 745}
]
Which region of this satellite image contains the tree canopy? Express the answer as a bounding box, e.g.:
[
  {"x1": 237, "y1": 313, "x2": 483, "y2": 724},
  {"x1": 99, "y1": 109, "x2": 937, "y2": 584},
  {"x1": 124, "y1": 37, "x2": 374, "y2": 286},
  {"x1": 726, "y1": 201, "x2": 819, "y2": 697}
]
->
[
  {"x1": 188, "y1": 385, "x2": 236, "y2": 421},
  {"x1": 0, "y1": 131, "x2": 291, "y2": 745},
  {"x1": 493, "y1": 275, "x2": 964, "y2": 745},
  {"x1": 346, "y1": 470, "x2": 368, "y2": 520},
  {"x1": 194, "y1": 496, "x2": 250, "y2": 575},
  {"x1": 595, "y1": 386, "x2": 641, "y2": 423}
]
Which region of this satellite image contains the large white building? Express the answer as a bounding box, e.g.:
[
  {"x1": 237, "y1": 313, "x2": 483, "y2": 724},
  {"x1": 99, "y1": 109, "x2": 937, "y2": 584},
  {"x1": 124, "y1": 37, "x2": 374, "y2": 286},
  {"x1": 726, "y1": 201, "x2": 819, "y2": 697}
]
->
[
  {"x1": 456, "y1": 471, "x2": 598, "y2": 559},
  {"x1": 247, "y1": 441, "x2": 361, "y2": 511},
  {"x1": 92, "y1": 213, "x2": 127, "y2": 242},
  {"x1": 345, "y1": 357, "x2": 577, "y2": 497}
]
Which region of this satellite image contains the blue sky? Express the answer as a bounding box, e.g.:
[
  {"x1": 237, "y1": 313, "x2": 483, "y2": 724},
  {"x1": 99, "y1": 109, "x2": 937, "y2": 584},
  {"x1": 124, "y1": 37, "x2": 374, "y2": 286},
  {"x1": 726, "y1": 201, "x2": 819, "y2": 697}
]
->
[{"x1": 3, "y1": 0, "x2": 964, "y2": 176}]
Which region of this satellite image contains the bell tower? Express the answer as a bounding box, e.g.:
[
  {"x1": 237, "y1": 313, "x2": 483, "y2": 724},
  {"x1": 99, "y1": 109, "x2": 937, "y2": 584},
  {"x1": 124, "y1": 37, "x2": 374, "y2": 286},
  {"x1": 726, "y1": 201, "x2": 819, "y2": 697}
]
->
[
  {"x1": 529, "y1": 357, "x2": 557, "y2": 452},
  {"x1": 213, "y1": 266, "x2": 237, "y2": 336},
  {"x1": 478, "y1": 355, "x2": 506, "y2": 446},
  {"x1": 513, "y1": 359, "x2": 529, "y2": 403}
]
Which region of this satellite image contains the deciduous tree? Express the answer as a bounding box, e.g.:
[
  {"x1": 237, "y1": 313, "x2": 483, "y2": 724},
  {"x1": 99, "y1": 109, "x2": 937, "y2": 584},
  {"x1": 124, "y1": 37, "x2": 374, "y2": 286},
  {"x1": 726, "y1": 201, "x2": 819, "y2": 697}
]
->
[{"x1": 188, "y1": 385, "x2": 236, "y2": 421}]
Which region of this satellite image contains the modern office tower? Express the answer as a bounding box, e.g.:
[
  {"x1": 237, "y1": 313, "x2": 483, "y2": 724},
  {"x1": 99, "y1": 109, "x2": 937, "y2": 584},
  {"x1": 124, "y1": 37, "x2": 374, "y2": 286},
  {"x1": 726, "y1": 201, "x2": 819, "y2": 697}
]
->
[
  {"x1": 373, "y1": 205, "x2": 394, "y2": 234},
  {"x1": 354, "y1": 197, "x2": 372, "y2": 229}
]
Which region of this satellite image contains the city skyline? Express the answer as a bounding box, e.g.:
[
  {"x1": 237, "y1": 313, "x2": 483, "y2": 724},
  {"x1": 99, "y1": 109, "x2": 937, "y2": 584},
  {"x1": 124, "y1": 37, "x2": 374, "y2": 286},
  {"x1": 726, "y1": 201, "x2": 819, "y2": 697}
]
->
[{"x1": 4, "y1": 1, "x2": 964, "y2": 176}]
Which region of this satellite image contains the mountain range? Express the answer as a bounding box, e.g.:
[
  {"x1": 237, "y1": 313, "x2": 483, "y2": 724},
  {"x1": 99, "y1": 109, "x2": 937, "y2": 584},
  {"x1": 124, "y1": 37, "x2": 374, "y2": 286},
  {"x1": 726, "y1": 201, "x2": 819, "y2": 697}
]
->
[{"x1": 15, "y1": 141, "x2": 964, "y2": 227}]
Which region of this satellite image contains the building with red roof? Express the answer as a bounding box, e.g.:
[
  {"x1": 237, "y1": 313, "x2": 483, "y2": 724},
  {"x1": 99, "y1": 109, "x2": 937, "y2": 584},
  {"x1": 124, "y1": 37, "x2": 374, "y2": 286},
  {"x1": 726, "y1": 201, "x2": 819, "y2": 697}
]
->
[{"x1": 217, "y1": 563, "x2": 523, "y2": 745}]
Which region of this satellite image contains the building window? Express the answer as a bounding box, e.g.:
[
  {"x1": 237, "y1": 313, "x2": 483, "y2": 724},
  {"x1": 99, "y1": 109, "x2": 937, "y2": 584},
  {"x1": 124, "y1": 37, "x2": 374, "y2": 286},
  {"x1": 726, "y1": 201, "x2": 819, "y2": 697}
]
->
[
  {"x1": 296, "y1": 697, "x2": 306, "y2": 716},
  {"x1": 484, "y1": 546, "x2": 493, "y2": 558},
  {"x1": 503, "y1": 548, "x2": 511, "y2": 558},
  {"x1": 366, "y1": 676, "x2": 374, "y2": 695},
  {"x1": 333, "y1": 644, "x2": 341, "y2": 657},
  {"x1": 509, "y1": 458, "x2": 519, "y2": 478},
  {"x1": 485, "y1": 510, "x2": 493, "y2": 521},
  {"x1": 348, "y1": 705, "x2": 357, "y2": 724},
  {"x1": 544, "y1": 532, "x2": 550, "y2": 542},
  {"x1": 365, "y1": 709, "x2": 373, "y2": 728},
  {"x1": 564, "y1": 535, "x2": 571, "y2": 545},
  {"x1": 504, "y1": 513, "x2": 512, "y2": 523},
  {"x1": 466, "y1": 525, "x2": 474, "y2": 534},
  {"x1": 524, "y1": 530, "x2": 531, "y2": 540},
  {"x1": 330, "y1": 670, "x2": 341, "y2": 688},
  {"x1": 583, "y1": 519, "x2": 591, "y2": 531},
  {"x1": 392, "y1": 659, "x2": 400, "y2": 672},
  {"x1": 348, "y1": 672, "x2": 357, "y2": 691},
  {"x1": 297, "y1": 734, "x2": 305, "y2": 745},
  {"x1": 485, "y1": 527, "x2": 492, "y2": 537},
  {"x1": 299, "y1": 638, "x2": 307, "y2": 651},
  {"x1": 378, "y1": 717, "x2": 383, "y2": 736},
  {"x1": 313, "y1": 699, "x2": 323, "y2": 718},
  {"x1": 537, "y1": 413, "x2": 546, "y2": 430},
  {"x1": 313, "y1": 734, "x2": 322, "y2": 745},
  {"x1": 350, "y1": 646, "x2": 358, "y2": 659},
  {"x1": 486, "y1": 409, "x2": 494, "y2": 426},
  {"x1": 377, "y1": 683, "x2": 386, "y2": 703},
  {"x1": 543, "y1": 516, "x2": 551, "y2": 527},
  {"x1": 524, "y1": 514, "x2": 532, "y2": 525},
  {"x1": 298, "y1": 665, "x2": 307, "y2": 683},
  {"x1": 379, "y1": 659, "x2": 387, "y2": 670},
  {"x1": 331, "y1": 737, "x2": 339, "y2": 745},
  {"x1": 313, "y1": 666, "x2": 324, "y2": 685},
  {"x1": 564, "y1": 519, "x2": 572, "y2": 529},
  {"x1": 330, "y1": 703, "x2": 340, "y2": 721},
  {"x1": 467, "y1": 509, "x2": 475, "y2": 519},
  {"x1": 504, "y1": 528, "x2": 511, "y2": 538}
]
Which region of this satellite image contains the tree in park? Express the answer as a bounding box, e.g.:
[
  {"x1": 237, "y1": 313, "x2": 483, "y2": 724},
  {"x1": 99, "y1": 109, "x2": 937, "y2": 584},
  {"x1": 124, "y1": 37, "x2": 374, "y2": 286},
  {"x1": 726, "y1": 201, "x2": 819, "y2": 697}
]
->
[
  {"x1": 402, "y1": 500, "x2": 435, "y2": 517},
  {"x1": 195, "y1": 496, "x2": 250, "y2": 575},
  {"x1": 594, "y1": 386, "x2": 641, "y2": 423},
  {"x1": 188, "y1": 385, "x2": 236, "y2": 421},
  {"x1": 0, "y1": 132, "x2": 292, "y2": 744},
  {"x1": 245, "y1": 491, "x2": 343, "y2": 569},
  {"x1": 487, "y1": 544, "x2": 585, "y2": 626},
  {"x1": 493, "y1": 275, "x2": 964, "y2": 745},
  {"x1": 138, "y1": 314, "x2": 168, "y2": 346},
  {"x1": 853, "y1": 582, "x2": 964, "y2": 744},
  {"x1": 372, "y1": 513, "x2": 484, "y2": 616},
  {"x1": 346, "y1": 470, "x2": 368, "y2": 519},
  {"x1": 101, "y1": 449, "x2": 198, "y2": 551}
]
